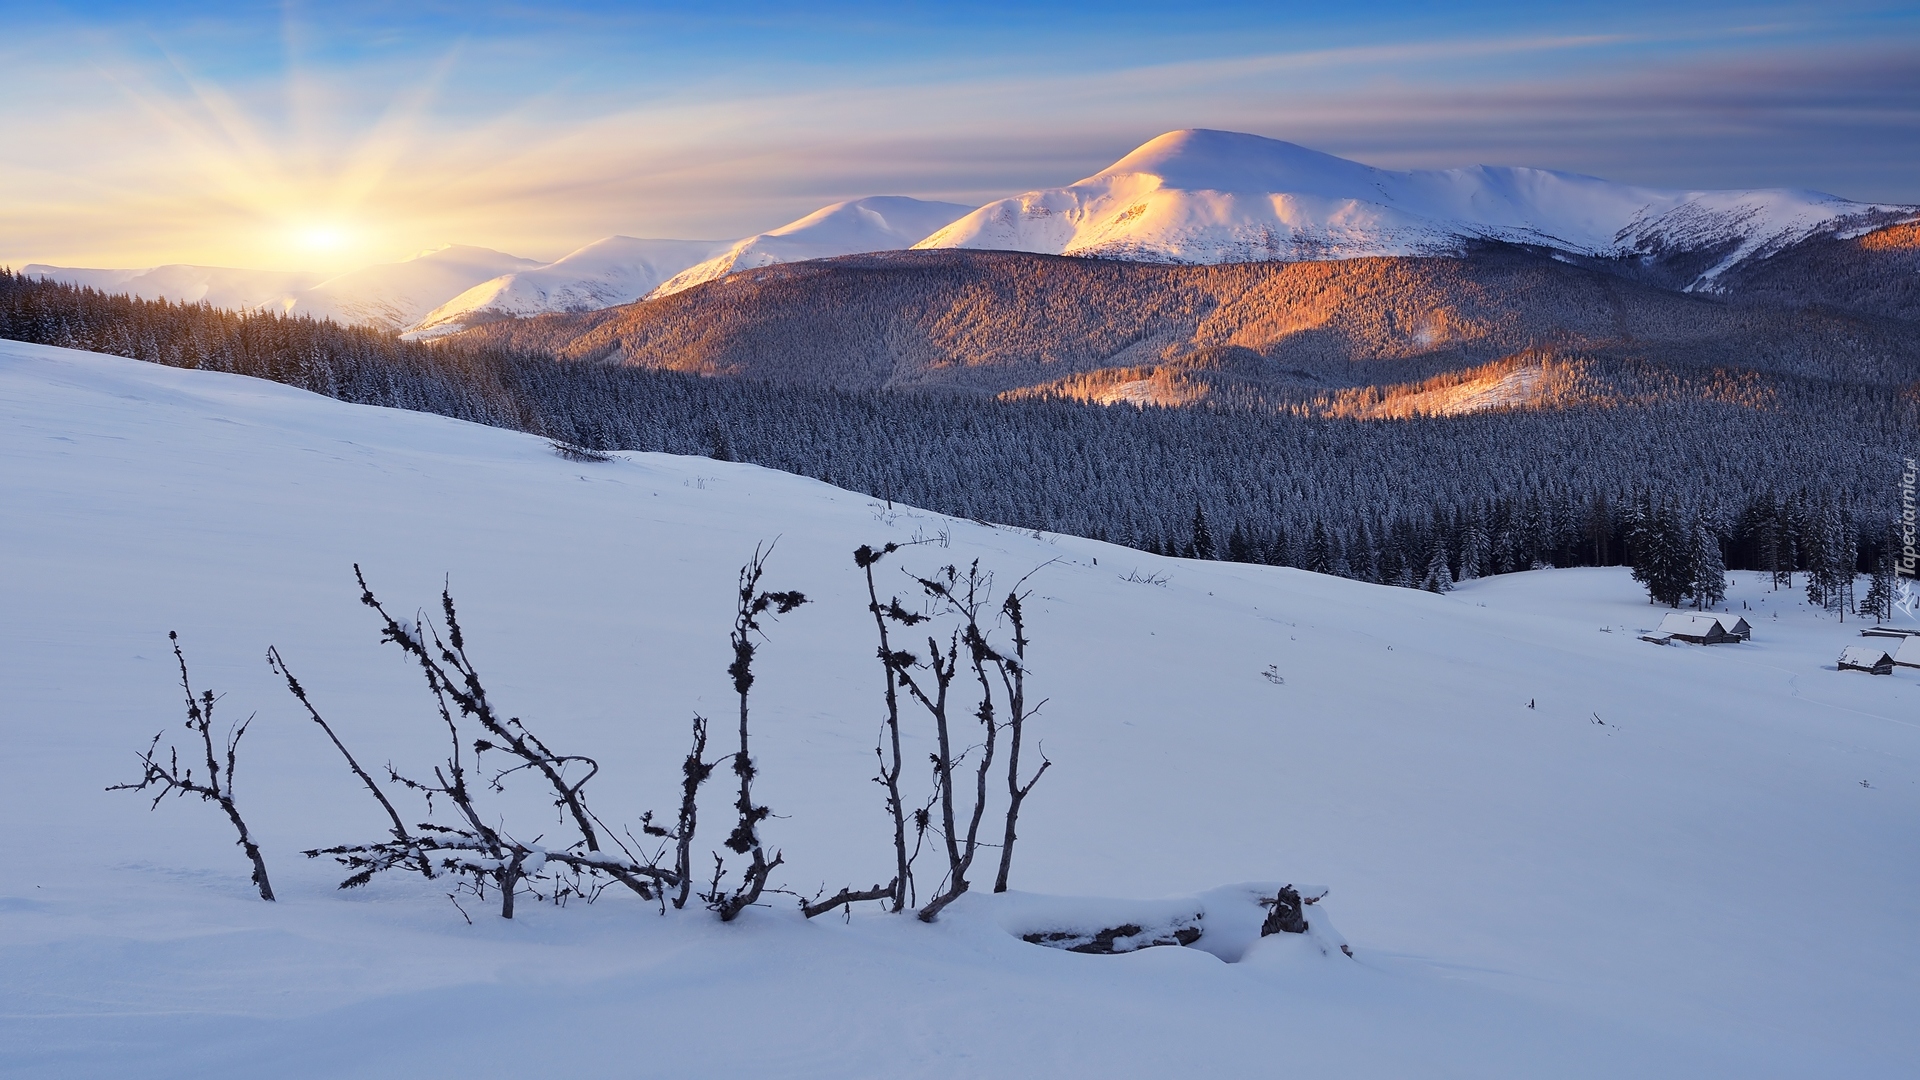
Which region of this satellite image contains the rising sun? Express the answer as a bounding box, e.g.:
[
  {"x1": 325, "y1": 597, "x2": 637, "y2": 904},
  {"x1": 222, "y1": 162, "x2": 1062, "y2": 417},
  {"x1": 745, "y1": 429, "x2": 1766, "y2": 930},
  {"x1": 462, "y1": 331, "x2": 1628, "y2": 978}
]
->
[{"x1": 297, "y1": 224, "x2": 349, "y2": 252}]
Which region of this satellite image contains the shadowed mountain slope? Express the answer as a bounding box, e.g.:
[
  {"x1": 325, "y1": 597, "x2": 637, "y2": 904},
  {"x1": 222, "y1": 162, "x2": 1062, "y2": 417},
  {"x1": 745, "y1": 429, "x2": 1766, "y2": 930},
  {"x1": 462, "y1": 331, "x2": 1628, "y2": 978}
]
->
[{"x1": 454, "y1": 240, "x2": 1920, "y2": 404}]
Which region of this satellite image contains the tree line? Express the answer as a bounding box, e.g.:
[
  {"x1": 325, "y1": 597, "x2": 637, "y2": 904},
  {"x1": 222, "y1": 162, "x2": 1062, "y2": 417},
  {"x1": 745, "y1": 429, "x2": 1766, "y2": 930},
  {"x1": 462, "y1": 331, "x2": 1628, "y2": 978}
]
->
[{"x1": 5, "y1": 269, "x2": 1913, "y2": 609}]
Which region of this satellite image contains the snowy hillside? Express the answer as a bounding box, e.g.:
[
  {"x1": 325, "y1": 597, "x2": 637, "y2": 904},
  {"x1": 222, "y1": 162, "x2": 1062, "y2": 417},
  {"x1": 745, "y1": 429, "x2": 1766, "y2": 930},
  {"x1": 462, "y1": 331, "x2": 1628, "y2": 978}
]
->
[
  {"x1": 407, "y1": 236, "x2": 729, "y2": 338},
  {"x1": 3, "y1": 340, "x2": 1918, "y2": 1077},
  {"x1": 916, "y1": 129, "x2": 1915, "y2": 287},
  {"x1": 649, "y1": 196, "x2": 975, "y2": 299},
  {"x1": 22, "y1": 262, "x2": 324, "y2": 312}
]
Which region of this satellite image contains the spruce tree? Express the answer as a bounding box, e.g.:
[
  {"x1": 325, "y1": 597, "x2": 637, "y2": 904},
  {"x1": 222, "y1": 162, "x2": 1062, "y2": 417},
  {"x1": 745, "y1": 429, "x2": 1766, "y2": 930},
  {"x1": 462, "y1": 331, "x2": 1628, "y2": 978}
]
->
[
  {"x1": 1860, "y1": 554, "x2": 1894, "y2": 624},
  {"x1": 1190, "y1": 503, "x2": 1216, "y2": 560},
  {"x1": 1226, "y1": 521, "x2": 1254, "y2": 563},
  {"x1": 1630, "y1": 497, "x2": 1694, "y2": 607},
  {"x1": 1422, "y1": 537, "x2": 1455, "y2": 593},
  {"x1": 1689, "y1": 513, "x2": 1727, "y2": 609},
  {"x1": 1459, "y1": 510, "x2": 1488, "y2": 582},
  {"x1": 1304, "y1": 522, "x2": 1333, "y2": 575}
]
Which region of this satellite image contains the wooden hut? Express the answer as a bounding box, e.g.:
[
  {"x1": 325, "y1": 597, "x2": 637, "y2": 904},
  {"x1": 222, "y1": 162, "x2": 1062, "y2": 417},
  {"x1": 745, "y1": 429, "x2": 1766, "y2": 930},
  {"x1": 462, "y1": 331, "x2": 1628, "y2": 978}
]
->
[
  {"x1": 1838, "y1": 645, "x2": 1896, "y2": 675},
  {"x1": 1655, "y1": 612, "x2": 1740, "y2": 645},
  {"x1": 1712, "y1": 614, "x2": 1753, "y2": 641}
]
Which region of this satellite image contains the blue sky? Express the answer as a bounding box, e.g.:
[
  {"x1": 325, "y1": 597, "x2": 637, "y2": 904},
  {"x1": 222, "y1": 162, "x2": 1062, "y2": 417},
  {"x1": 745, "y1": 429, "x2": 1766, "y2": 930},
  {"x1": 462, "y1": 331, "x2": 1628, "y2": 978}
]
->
[{"x1": 3, "y1": 1, "x2": 1916, "y2": 269}]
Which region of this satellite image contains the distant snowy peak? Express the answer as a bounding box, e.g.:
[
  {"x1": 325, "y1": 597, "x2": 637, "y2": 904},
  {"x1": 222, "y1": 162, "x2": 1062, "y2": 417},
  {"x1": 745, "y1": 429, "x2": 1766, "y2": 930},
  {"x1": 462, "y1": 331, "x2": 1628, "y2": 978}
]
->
[
  {"x1": 914, "y1": 129, "x2": 1916, "y2": 287},
  {"x1": 410, "y1": 198, "x2": 974, "y2": 337},
  {"x1": 23, "y1": 263, "x2": 324, "y2": 313},
  {"x1": 408, "y1": 237, "x2": 729, "y2": 339},
  {"x1": 648, "y1": 196, "x2": 976, "y2": 299},
  {"x1": 26, "y1": 198, "x2": 977, "y2": 340},
  {"x1": 28, "y1": 248, "x2": 540, "y2": 334},
  {"x1": 287, "y1": 245, "x2": 542, "y2": 332}
]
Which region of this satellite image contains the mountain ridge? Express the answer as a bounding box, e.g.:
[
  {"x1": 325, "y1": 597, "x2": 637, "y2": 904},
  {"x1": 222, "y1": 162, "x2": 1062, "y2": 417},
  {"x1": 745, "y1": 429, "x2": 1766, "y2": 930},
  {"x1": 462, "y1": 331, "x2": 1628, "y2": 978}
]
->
[
  {"x1": 916, "y1": 129, "x2": 1915, "y2": 289},
  {"x1": 647, "y1": 196, "x2": 976, "y2": 300},
  {"x1": 23, "y1": 130, "x2": 1917, "y2": 342},
  {"x1": 408, "y1": 236, "x2": 732, "y2": 338},
  {"x1": 410, "y1": 196, "x2": 976, "y2": 338},
  {"x1": 451, "y1": 231, "x2": 1920, "y2": 405}
]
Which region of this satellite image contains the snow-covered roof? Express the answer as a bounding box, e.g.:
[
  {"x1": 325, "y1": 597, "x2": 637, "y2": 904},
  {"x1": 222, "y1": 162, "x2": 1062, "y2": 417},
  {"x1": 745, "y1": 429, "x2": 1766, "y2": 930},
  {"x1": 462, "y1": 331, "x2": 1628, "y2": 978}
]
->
[
  {"x1": 1712, "y1": 614, "x2": 1751, "y2": 633},
  {"x1": 1895, "y1": 635, "x2": 1920, "y2": 667},
  {"x1": 1656, "y1": 612, "x2": 1725, "y2": 636},
  {"x1": 1838, "y1": 644, "x2": 1895, "y2": 667}
]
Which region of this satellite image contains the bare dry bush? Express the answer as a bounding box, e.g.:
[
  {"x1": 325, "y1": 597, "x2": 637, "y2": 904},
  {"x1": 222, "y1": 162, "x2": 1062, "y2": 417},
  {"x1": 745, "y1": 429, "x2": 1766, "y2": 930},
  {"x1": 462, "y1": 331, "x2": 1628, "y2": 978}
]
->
[{"x1": 110, "y1": 633, "x2": 275, "y2": 901}]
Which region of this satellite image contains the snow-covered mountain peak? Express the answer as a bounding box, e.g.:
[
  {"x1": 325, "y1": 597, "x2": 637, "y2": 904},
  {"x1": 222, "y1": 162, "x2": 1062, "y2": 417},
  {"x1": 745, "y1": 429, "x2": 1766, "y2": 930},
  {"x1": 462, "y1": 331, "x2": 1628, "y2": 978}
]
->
[
  {"x1": 31, "y1": 133, "x2": 1914, "y2": 338},
  {"x1": 764, "y1": 194, "x2": 973, "y2": 239},
  {"x1": 1094, "y1": 129, "x2": 1388, "y2": 196},
  {"x1": 287, "y1": 245, "x2": 541, "y2": 331},
  {"x1": 647, "y1": 195, "x2": 975, "y2": 300},
  {"x1": 407, "y1": 236, "x2": 730, "y2": 338},
  {"x1": 916, "y1": 129, "x2": 1915, "y2": 286},
  {"x1": 409, "y1": 197, "x2": 975, "y2": 335}
]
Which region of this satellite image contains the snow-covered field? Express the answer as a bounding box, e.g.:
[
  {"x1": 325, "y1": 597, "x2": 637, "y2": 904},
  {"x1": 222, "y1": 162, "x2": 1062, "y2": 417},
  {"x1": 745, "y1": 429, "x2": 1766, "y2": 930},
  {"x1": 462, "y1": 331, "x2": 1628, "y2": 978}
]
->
[{"x1": 3, "y1": 339, "x2": 1916, "y2": 1078}]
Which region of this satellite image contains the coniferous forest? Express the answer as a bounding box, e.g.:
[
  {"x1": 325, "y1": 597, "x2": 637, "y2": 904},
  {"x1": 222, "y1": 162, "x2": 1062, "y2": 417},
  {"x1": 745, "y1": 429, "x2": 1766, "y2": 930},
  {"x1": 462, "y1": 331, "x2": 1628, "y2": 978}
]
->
[{"x1": 3, "y1": 268, "x2": 1912, "y2": 609}]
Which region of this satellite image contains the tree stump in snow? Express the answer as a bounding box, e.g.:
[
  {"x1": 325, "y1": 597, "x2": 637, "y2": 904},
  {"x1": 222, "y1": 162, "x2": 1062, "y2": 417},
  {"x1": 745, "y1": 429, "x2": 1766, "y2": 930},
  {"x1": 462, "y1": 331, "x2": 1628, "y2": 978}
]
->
[{"x1": 1259, "y1": 886, "x2": 1309, "y2": 936}]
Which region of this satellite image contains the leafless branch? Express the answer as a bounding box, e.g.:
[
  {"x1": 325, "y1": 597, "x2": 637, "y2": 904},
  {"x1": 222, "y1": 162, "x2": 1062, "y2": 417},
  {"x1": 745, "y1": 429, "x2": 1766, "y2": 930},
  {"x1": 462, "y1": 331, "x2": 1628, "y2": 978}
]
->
[
  {"x1": 802, "y1": 879, "x2": 899, "y2": 919},
  {"x1": 710, "y1": 542, "x2": 807, "y2": 921},
  {"x1": 109, "y1": 632, "x2": 274, "y2": 901}
]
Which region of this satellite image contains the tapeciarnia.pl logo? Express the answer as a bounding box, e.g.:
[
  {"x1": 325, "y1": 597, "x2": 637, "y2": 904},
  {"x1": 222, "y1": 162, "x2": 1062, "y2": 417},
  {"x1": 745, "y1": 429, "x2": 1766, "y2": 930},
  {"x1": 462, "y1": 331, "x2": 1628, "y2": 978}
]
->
[{"x1": 1896, "y1": 457, "x2": 1918, "y2": 621}]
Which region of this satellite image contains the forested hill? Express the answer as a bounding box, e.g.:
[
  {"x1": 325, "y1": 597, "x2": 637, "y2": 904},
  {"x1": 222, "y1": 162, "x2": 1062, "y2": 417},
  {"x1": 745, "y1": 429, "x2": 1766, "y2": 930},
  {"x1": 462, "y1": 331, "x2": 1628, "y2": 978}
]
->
[
  {"x1": 450, "y1": 238, "x2": 1920, "y2": 405},
  {"x1": 1, "y1": 268, "x2": 1912, "y2": 609}
]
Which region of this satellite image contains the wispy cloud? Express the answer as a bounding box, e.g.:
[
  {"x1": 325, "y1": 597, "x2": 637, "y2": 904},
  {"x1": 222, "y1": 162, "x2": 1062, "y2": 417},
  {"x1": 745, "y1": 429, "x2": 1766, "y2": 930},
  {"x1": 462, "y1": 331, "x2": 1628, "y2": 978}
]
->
[{"x1": 1, "y1": 5, "x2": 1914, "y2": 271}]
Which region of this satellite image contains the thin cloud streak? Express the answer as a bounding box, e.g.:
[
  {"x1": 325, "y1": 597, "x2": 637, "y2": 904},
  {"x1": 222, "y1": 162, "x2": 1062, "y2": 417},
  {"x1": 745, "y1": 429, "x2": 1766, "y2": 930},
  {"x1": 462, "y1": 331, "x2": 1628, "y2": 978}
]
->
[{"x1": 2, "y1": 17, "x2": 1915, "y2": 271}]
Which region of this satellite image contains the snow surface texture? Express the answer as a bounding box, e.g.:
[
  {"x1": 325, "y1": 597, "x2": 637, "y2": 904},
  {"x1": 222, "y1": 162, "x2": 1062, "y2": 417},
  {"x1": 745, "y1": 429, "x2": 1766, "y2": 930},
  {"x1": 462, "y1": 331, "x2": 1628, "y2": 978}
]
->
[
  {"x1": 916, "y1": 129, "x2": 1917, "y2": 288},
  {"x1": 3, "y1": 340, "x2": 1918, "y2": 1077},
  {"x1": 646, "y1": 196, "x2": 976, "y2": 299}
]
